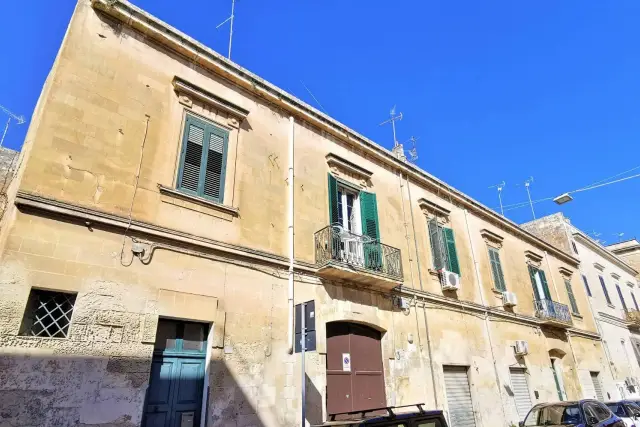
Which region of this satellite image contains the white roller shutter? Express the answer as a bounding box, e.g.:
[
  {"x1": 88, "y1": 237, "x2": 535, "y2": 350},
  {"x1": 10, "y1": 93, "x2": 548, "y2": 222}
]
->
[
  {"x1": 578, "y1": 370, "x2": 597, "y2": 399},
  {"x1": 510, "y1": 368, "x2": 532, "y2": 421},
  {"x1": 443, "y1": 366, "x2": 477, "y2": 427},
  {"x1": 591, "y1": 372, "x2": 604, "y2": 401}
]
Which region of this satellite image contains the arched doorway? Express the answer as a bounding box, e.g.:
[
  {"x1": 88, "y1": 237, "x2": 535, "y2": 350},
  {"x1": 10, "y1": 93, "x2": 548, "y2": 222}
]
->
[{"x1": 326, "y1": 322, "x2": 386, "y2": 415}]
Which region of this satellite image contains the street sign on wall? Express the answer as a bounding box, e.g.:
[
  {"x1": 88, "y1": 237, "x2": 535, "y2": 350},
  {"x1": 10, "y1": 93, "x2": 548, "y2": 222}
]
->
[{"x1": 295, "y1": 300, "x2": 316, "y2": 353}]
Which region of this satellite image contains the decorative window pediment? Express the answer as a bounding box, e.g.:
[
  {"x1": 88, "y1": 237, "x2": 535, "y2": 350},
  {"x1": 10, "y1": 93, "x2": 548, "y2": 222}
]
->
[
  {"x1": 593, "y1": 262, "x2": 605, "y2": 271},
  {"x1": 558, "y1": 266, "x2": 573, "y2": 278},
  {"x1": 326, "y1": 153, "x2": 372, "y2": 187},
  {"x1": 525, "y1": 250, "x2": 543, "y2": 267},
  {"x1": 611, "y1": 272, "x2": 621, "y2": 280},
  {"x1": 173, "y1": 76, "x2": 249, "y2": 129},
  {"x1": 418, "y1": 198, "x2": 451, "y2": 224},
  {"x1": 480, "y1": 228, "x2": 504, "y2": 249}
]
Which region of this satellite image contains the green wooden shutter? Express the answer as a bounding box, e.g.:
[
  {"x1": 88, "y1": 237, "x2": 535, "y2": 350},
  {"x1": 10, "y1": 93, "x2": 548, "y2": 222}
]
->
[
  {"x1": 428, "y1": 219, "x2": 445, "y2": 270},
  {"x1": 360, "y1": 191, "x2": 381, "y2": 270},
  {"x1": 528, "y1": 265, "x2": 541, "y2": 301},
  {"x1": 443, "y1": 227, "x2": 460, "y2": 275},
  {"x1": 360, "y1": 192, "x2": 380, "y2": 240},
  {"x1": 202, "y1": 126, "x2": 228, "y2": 202},
  {"x1": 489, "y1": 248, "x2": 506, "y2": 291},
  {"x1": 565, "y1": 280, "x2": 579, "y2": 314},
  {"x1": 178, "y1": 114, "x2": 228, "y2": 202},
  {"x1": 538, "y1": 270, "x2": 552, "y2": 300},
  {"x1": 328, "y1": 174, "x2": 339, "y2": 225},
  {"x1": 178, "y1": 115, "x2": 206, "y2": 194}
]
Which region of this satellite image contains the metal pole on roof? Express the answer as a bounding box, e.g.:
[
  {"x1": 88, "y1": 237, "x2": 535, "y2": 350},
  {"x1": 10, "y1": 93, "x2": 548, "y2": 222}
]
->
[
  {"x1": 0, "y1": 118, "x2": 10, "y2": 149},
  {"x1": 228, "y1": 0, "x2": 235, "y2": 59},
  {"x1": 216, "y1": 0, "x2": 236, "y2": 60},
  {"x1": 524, "y1": 177, "x2": 535, "y2": 219},
  {"x1": 0, "y1": 103, "x2": 26, "y2": 149}
]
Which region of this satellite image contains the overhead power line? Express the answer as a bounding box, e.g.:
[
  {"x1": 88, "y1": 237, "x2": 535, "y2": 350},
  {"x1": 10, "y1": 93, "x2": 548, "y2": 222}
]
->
[{"x1": 494, "y1": 165, "x2": 640, "y2": 212}]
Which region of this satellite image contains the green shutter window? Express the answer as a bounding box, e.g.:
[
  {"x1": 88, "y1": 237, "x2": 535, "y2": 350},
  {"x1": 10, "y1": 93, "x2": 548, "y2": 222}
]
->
[
  {"x1": 328, "y1": 174, "x2": 339, "y2": 225},
  {"x1": 178, "y1": 114, "x2": 228, "y2": 203},
  {"x1": 488, "y1": 247, "x2": 506, "y2": 291},
  {"x1": 360, "y1": 191, "x2": 381, "y2": 270},
  {"x1": 443, "y1": 227, "x2": 460, "y2": 275},
  {"x1": 528, "y1": 265, "x2": 541, "y2": 301},
  {"x1": 428, "y1": 219, "x2": 445, "y2": 270},
  {"x1": 565, "y1": 280, "x2": 579, "y2": 315},
  {"x1": 538, "y1": 269, "x2": 552, "y2": 300}
]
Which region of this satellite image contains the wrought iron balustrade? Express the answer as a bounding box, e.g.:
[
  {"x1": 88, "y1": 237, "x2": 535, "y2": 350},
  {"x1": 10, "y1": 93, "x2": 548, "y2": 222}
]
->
[
  {"x1": 314, "y1": 225, "x2": 403, "y2": 280},
  {"x1": 533, "y1": 299, "x2": 572, "y2": 325}
]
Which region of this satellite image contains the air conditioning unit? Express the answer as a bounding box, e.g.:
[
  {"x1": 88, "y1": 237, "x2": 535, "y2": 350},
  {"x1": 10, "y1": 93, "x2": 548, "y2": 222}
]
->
[
  {"x1": 394, "y1": 296, "x2": 410, "y2": 310},
  {"x1": 502, "y1": 291, "x2": 518, "y2": 307},
  {"x1": 439, "y1": 269, "x2": 460, "y2": 291},
  {"x1": 514, "y1": 340, "x2": 529, "y2": 356}
]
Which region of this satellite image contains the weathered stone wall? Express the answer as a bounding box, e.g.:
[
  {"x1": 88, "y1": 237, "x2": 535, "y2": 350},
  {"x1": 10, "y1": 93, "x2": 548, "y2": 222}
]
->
[
  {"x1": 0, "y1": 1, "x2": 612, "y2": 427},
  {"x1": 521, "y1": 213, "x2": 573, "y2": 255}
]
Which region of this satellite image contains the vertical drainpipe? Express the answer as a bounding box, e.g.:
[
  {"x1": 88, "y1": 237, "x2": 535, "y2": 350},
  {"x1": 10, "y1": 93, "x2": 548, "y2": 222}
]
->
[
  {"x1": 287, "y1": 116, "x2": 295, "y2": 354},
  {"x1": 404, "y1": 173, "x2": 438, "y2": 407},
  {"x1": 463, "y1": 209, "x2": 507, "y2": 425}
]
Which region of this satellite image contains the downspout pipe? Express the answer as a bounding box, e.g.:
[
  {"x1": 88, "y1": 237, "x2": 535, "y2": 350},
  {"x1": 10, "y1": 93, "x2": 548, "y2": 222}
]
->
[
  {"x1": 405, "y1": 174, "x2": 438, "y2": 407},
  {"x1": 287, "y1": 116, "x2": 295, "y2": 354},
  {"x1": 463, "y1": 209, "x2": 507, "y2": 424}
]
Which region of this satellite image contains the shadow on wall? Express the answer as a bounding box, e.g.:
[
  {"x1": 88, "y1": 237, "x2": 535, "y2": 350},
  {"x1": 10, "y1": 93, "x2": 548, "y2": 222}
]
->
[{"x1": 0, "y1": 352, "x2": 275, "y2": 427}]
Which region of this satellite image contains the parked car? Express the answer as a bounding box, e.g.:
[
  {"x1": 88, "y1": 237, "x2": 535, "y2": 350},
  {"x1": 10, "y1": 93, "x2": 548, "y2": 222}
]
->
[
  {"x1": 604, "y1": 401, "x2": 640, "y2": 427},
  {"x1": 313, "y1": 404, "x2": 448, "y2": 427},
  {"x1": 520, "y1": 400, "x2": 625, "y2": 426}
]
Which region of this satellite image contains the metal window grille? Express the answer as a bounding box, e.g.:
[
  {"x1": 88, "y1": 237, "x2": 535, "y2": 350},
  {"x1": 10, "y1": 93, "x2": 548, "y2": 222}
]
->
[{"x1": 20, "y1": 289, "x2": 76, "y2": 338}]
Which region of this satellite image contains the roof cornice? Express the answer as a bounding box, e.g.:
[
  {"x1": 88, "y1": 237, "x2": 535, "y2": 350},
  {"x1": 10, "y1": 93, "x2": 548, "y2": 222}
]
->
[
  {"x1": 90, "y1": 0, "x2": 580, "y2": 267},
  {"x1": 573, "y1": 232, "x2": 638, "y2": 276}
]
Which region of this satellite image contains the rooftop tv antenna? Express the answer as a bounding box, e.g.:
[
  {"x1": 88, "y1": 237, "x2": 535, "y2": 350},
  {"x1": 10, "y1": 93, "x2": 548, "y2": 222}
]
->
[
  {"x1": 216, "y1": 0, "x2": 236, "y2": 59},
  {"x1": 489, "y1": 181, "x2": 506, "y2": 216},
  {"x1": 613, "y1": 232, "x2": 625, "y2": 243},
  {"x1": 524, "y1": 176, "x2": 535, "y2": 220},
  {"x1": 379, "y1": 106, "x2": 403, "y2": 148},
  {"x1": 0, "y1": 103, "x2": 25, "y2": 149},
  {"x1": 406, "y1": 136, "x2": 419, "y2": 162}
]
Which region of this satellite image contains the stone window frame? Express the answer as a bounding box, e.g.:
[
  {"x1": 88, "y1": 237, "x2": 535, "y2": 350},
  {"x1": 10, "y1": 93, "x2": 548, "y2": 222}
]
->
[
  {"x1": 418, "y1": 198, "x2": 451, "y2": 226},
  {"x1": 480, "y1": 229, "x2": 507, "y2": 294},
  {"x1": 559, "y1": 267, "x2": 582, "y2": 318},
  {"x1": 326, "y1": 153, "x2": 373, "y2": 189},
  {"x1": 165, "y1": 76, "x2": 249, "y2": 217},
  {"x1": 524, "y1": 250, "x2": 544, "y2": 269}
]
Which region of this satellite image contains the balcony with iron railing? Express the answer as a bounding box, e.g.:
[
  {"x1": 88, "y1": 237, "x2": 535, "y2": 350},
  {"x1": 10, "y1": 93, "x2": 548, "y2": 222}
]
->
[
  {"x1": 314, "y1": 225, "x2": 403, "y2": 290},
  {"x1": 533, "y1": 299, "x2": 573, "y2": 328}
]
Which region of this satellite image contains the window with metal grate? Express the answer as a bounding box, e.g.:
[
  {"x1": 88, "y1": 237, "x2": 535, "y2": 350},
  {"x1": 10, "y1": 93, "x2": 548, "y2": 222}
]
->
[{"x1": 19, "y1": 289, "x2": 76, "y2": 338}]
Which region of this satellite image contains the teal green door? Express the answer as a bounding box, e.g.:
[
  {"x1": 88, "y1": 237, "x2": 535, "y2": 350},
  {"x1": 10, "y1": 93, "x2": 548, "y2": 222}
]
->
[{"x1": 144, "y1": 320, "x2": 208, "y2": 427}]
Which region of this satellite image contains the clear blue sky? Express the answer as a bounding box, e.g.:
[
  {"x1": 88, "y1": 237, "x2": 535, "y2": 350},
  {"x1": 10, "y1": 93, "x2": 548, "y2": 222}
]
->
[{"x1": 2, "y1": 1, "x2": 639, "y2": 244}]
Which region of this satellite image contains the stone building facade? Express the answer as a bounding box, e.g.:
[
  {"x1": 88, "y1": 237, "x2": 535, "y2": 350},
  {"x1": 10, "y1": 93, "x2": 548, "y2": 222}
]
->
[
  {"x1": 523, "y1": 213, "x2": 640, "y2": 400},
  {"x1": 0, "y1": 1, "x2": 613, "y2": 427},
  {"x1": 609, "y1": 240, "x2": 640, "y2": 277}
]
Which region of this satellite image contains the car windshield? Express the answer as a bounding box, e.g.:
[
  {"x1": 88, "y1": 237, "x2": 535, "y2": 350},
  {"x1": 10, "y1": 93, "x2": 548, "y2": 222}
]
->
[
  {"x1": 524, "y1": 404, "x2": 582, "y2": 426},
  {"x1": 606, "y1": 403, "x2": 627, "y2": 418}
]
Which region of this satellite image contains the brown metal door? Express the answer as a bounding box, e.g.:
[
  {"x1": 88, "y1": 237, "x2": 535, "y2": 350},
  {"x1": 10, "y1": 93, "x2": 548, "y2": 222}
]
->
[{"x1": 326, "y1": 322, "x2": 386, "y2": 415}]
